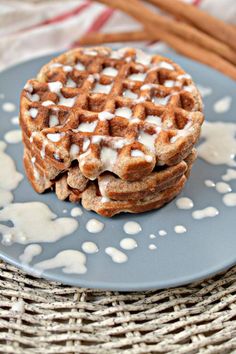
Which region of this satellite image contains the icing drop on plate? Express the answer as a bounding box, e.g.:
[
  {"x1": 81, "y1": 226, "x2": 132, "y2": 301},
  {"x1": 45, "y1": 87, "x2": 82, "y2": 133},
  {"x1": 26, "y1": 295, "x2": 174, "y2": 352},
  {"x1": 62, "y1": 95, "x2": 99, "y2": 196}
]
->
[
  {"x1": 149, "y1": 244, "x2": 157, "y2": 250},
  {"x1": 197, "y1": 84, "x2": 212, "y2": 97},
  {"x1": 0, "y1": 141, "x2": 23, "y2": 207},
  {"x1": 174, "y1": 225, "x2": 187, "y2": 234},
  {"x1": 2, "y1": 102, "x2": 16, "y2": 112},
  {"x1": 19, "y1": 244, "x2": 42, "y2": 264},
  {"x1": 149, "y1": 233, "x2": 156, "y2": 239},
  {"x1": 120, "y1": 238, "x2": 137, "y2": 250},
  {"x1": 198, "y1": 121, "x2": 236, "y2": 166},
  {"x1": 192, "y1": 207, "x2": 219, "y2": 220},
  {"x1": 81, "y1": 241, "x2": 99, "y2": 254},
  {"x1": 204, "y1": 179, "x2": 215, "y2": 187},
  {"x1": 11, "y1": 116, "x2": 19, "y2": 125},
  {"x1": 86, "y1": 219, "x2": 104, "y2": 233},
  {"x1": 222, "y1": 169, "x2": 236, "y2": 181},
  {"x1": 70, "y1": 207, "x2": 83, "y2": 217},
  {"x1": 223, "y1": 193, "x2": 236, "y2": 207},
  {"x1": 4, "y1": 129, "x2": 22, "y2": 144},
  {"x1": 215, "y1": 182, "x2": 232, "y2": 194},
  {"x1": 105, "y1": 247, "x2": 128, "y2": 263},
  {"x1": 176, "y1": 197, "x2": 194, "y2": 210},
  {"x1": 214, "y1": 96, "x2": 232, "y2": 113},
  {"x1": 35, "y1": 250, "x2": 87, "y2": 274},
  {"x1": 123, "y1": 221, "x2": 142, "y2": 235},
  {"x1": 158, "y1": 230, "x2": 167, "y2": 236},
  {"x1": 0, "y1": 202, "x2": 78, "y2": 245}
]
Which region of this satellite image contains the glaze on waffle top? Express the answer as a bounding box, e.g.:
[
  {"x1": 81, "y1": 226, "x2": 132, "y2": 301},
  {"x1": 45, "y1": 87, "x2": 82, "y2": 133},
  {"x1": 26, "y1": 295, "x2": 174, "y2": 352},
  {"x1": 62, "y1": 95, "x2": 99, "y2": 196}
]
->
[{"x1": 20, "y1": 47, "x2": 204, "y2": 181}]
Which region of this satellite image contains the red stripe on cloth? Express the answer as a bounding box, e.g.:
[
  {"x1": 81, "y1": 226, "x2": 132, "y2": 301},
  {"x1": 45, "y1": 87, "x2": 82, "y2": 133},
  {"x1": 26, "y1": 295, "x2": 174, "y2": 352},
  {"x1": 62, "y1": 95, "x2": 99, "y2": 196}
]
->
[
  {"x1": 71, "y1": 7, "x2": 115, "y2": 48},
  {"x1": 192, "y1": 0, "x2": 202, "y2": 6},
  {"x1": 17, "y1": 1, "x2": 92, "y2": 33},
  {"x1": 86, "y1": 8, "x2": 115, "y2": 34},
  {"x1": 40, "y1": 1, "x2": 92, "y2": 26}
]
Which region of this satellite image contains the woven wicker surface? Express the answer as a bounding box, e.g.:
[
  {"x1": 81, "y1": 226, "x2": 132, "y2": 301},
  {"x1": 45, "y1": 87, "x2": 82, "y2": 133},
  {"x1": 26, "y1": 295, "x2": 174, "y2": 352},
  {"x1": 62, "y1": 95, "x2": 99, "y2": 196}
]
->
[{"x1": 0, "y1": 261, "x2": 236, "y2": 354}]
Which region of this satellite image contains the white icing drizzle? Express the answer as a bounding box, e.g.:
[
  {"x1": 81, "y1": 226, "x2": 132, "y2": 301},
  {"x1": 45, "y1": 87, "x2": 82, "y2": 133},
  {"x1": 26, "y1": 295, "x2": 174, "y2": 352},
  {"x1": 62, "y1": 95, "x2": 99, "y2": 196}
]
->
[
  {"x1": 86, "y1": 219, "x2": 104, "y2": 233},
  {"x1": 2, "y1": 102, "x2": 16, "y2": 112},
  {"x1": 29, "y1": 108, "x2": 38, "y2": 119},
  {"x1": 0, "y1": 202, "x2": 78, "y2": 245},
  {"x1": 65, "y1": 78, "x2": 77, "y2": 88},
  {"x1": 214, "y1": 96, "x2": 232, "y2": 113},
  {"x1": 222, "y1": 169, "x2": 236, "y2": 181},
  {"x1": 152, "y1": 95, "x2": 170, "y2": 106},
  {"x1": 135, "y1": 49, "x2": 152, "y2": 66},
  {"x1": 119, "y1": 238, "x2": 137, "y2": 250},
  {"x1": 146, "y1": 115, "x2": 162, "y2": 126},
  {"x1": 11, "y1": 300, "x2": 25, "y2": 313},
  {"x1": 149, "y1": 244, "x2": 157, "y2": 250},
  {"x1": 197, "y1": 84, "x2": 212, "y2": 97},
  {"x1": 174, "y1": 225, "x2": 187, "y2": 234},
  {"x1": 42, "y1": 100, "x2": 54, "y2": 107},
  {"x1": 170, "y1": 121, "x2": 193, "y2": 143},
  {"x1": 82, "y1": 138, "x2": 90, "y2": 151},
  {"x1": 81, "y1": 241, "x2": 98, "y2": 254},
  {"x1": 11, "y1": 116, "x2": 19, "y2": 125},
  {"x1": 157, "y1": 61, "x2": 174, "y2": 70},
  {"x1": 123, "y1": 221, "x2": 142, "y2": 235},
  {"x1": 164, "y1": 80, "x2": 175, "y2": 88},
  {"x1": 215, "y1": 182, "x2": 232, "y2": 194},
  {"x1": 70, "y1": 207, "x2": 83, "y2": 217},
  {"x1": 77, "y1": 121, "x2": 97, "y2": 132},
  {"x1": 47, "y1": 81, "x2": 77, "y2": 107},
  {"x1": 192, "y1": 207, "x2": 219, "y2": 220},
  {"x1": 131, "y1": 149, "x2": 144, "y2": 158},
  {"x1": 138, "y1": 131, "x2": 156, "y2": 152},
  {"x1": 98, "y1": 111, "x2": 114, "y2": 121},
  {"x1": 47, "y1": 133, "x2": 62, "y2": 142},
  {"x1": 35, "y1": 250, "x2": 87, "y2": 274},
  {"x1": 19, "y1": 244, "x2": 42, "y2": 264},
  {"x1": 223, "y1": 193, "x2": 236, "y2": 207},
  {"x1": 158, "y1": 230, "x2": 167, "y2": 236},
  {"x1": 93, "y1": 83, "x2": 112, "y2": 94},
  {"x1": 75, "y1": 62, "x2": 85, "y2": 71},
  {"x1": 105, "y1": 247, "x2": 128, "y2": 263},
  {"x1": 102, "y1": 67, "x2": 118, "y2": 76},
  {"x1": 123, "y1": 90, "x2": 138, "y2": 99},
  {"x1": 100, "y1": 147, "x2": 118, "y2": 172},
  {"x1": 0, "y1": 141, "x2": 23, "y2": 207},
  {"x1": 198, "y1": 121, "x2": 236, "y2": 166},
  {"x1": 176, "y1": 197, "x2": 194, "y2": 210},
  {"x1": 4, "y1": 130, "x2": 22, "y2": 144},
  {"x1": 70, "y1": 144, "x2": 79, "y2": 158},
  {"x1": 115, "y1": 107, "x2": 132, "y2": 119},
  {"x1": 31, "y1": 156, "x2": 39, "y2": 180},
  {"x1": 128, "y1": 73, "x2": 146, "y2": 82},
  {"x1": 204, "y1": 179, "x2": 215, "y2": 187},
  {"x1": 49, "y1": 115, "x2": 59, "y2": 127}
]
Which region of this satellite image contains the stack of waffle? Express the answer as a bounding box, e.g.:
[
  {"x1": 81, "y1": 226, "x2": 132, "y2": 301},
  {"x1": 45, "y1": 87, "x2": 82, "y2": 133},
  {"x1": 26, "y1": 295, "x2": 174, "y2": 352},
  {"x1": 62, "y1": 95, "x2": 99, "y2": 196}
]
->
[{"x1": 20, "y1": 47, "x2": 204, "y2": 217}]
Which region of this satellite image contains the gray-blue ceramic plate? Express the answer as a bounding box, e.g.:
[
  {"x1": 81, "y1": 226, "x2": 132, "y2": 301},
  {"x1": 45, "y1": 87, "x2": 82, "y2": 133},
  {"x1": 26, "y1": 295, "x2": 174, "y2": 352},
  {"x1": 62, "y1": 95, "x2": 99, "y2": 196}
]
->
[{"x1": 0, "y1": 50, "x2": 235, "y2": 291}]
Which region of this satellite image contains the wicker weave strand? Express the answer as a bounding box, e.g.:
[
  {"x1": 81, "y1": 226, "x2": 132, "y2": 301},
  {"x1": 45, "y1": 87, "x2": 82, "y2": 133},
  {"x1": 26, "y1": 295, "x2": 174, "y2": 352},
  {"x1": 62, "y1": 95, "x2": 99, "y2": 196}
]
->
[{"x1": 0, "y1": 261, "x2": 236, "y2": 354}]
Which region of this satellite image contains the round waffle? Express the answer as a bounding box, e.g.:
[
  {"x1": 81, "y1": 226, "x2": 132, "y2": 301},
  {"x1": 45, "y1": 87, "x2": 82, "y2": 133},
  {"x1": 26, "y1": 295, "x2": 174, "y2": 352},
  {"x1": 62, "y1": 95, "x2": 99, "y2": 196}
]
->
[{"x1": 20, "y1": 47, "x2": 204, "y2": 182}]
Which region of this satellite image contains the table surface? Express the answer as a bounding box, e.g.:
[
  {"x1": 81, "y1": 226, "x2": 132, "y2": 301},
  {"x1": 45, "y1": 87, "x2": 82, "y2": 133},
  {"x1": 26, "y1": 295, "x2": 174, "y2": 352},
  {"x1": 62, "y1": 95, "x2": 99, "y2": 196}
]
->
[{"x1": 0, "y1": 260, "x2": 236, "y2": 353}]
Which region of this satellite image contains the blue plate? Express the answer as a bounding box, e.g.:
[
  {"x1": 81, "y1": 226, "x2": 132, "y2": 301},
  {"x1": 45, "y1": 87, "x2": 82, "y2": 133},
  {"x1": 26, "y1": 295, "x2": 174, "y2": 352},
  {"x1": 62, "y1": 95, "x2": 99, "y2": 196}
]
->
[{"x1": 0, "y1": 50, "x2": 235, "y2": 291}]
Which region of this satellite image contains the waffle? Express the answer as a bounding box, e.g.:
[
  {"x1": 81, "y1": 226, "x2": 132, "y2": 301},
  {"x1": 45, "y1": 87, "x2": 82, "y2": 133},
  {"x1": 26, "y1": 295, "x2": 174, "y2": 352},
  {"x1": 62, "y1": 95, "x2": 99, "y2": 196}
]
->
[
  {"x1": 20, "y1": 47, "x2": 203, "y2": 182},
  {"x1": 20, "y1": 47, "x2": 204, "y2": 216}
]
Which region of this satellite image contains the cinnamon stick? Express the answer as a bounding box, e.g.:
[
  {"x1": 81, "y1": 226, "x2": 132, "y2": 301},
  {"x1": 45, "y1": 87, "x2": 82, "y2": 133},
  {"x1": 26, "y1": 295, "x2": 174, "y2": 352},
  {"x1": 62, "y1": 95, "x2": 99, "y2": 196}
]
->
[
  {"x1": 96, "y1": 0, "x2": 236, "y2": 65},
  {"x1": 77, "y1": 28, "x2": 236, "y2": 80},
  {"x1": 79, "y1": 31, "x2": 152, "y2": 45},
  {"x1": 145, "y1": 0, "x2": 236, "y2": 51}
]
